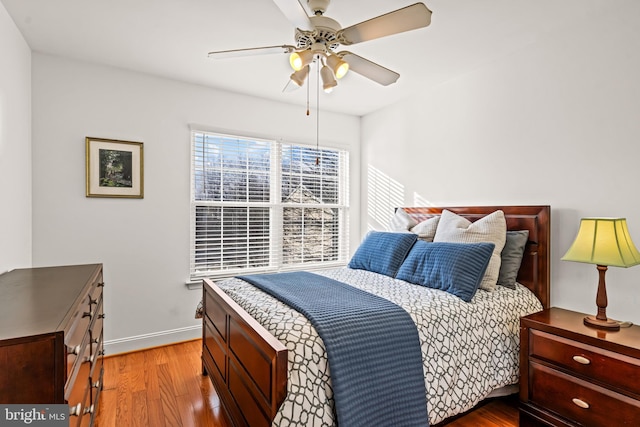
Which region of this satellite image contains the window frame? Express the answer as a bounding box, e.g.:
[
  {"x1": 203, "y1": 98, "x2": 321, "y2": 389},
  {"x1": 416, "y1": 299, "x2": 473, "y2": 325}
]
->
[{"x1": 189, "y1": 129, "x2": 349, "y2": 283}]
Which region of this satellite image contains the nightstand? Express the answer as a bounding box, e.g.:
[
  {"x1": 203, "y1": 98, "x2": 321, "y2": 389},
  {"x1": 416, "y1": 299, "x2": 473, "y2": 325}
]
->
[{"x1": 519, "y1": 307, "x2": 640, "y2": 426}]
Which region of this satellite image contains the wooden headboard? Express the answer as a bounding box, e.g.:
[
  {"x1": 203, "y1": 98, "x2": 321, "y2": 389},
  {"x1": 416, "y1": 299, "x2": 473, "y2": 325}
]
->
[{"x1": 402, "y1": 205, "x2": 551, "y2": 309}]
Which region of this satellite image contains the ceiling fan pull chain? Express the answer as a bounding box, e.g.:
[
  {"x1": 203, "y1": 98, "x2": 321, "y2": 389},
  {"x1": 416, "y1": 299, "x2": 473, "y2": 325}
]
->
[
  {"x1": 316, "y1": 62, "x2": 320, "y2": 166},
  {"x1": 306, "y1": 68, "x2": 310, "y2": 116}
]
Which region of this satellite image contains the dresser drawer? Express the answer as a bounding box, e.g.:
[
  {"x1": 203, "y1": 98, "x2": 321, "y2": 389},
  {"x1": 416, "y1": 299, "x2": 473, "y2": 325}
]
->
[
  {"x1": 66, "y1": 329, "x2": 91, "y2": 394},
  {"x1": 89, "y1": 296, "x2": 104, "y2": 344},
  {"x1": 529, "y1": 329, "x2": 640, "y2": 396},
  {"x1": 70, "y1": 384, "x2": 92, "y2": 427},
  {"x1": 90, "y1": 330, "x2": 104, "y2": 380},
  {"x1": 65, "y1": 310, "x2": 92, "y2": 376},
  {"x1": 66, "y1": 344, "x2": 91, "y2": 422},
  {"x1": 91, "y1": 361, "x2": 104, "y2": 407},
  {"x1": 530, "y1": 361, "x2": 640, "y2": 426},
  {"x1": 88, "y1": 273, "x2": 104, "y2": 305}
]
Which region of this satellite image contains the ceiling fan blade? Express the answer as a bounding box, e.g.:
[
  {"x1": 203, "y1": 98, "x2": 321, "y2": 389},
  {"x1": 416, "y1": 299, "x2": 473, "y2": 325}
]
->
[
  {"x1": 208, "y1": 45, "x2": 296, "y2": 59},
  {"x1": 340, "y1": 52, "x2": 400, "y2": 86},
  {"x1": 338, "y1": 3, "x2": 432, "y2": 45},
  {"x1": 282, "y1": 79, "x2": 302, "y2": 93},
  {"x1": 272, "y1": 0, "x2": 315, "y2": 31}
]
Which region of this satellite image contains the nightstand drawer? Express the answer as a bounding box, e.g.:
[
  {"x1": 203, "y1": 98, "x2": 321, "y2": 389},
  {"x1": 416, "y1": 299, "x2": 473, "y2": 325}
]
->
[
  {"x1": 529, "y1": 329, "x2": 640, "y2": 396},
  {"x1": 530, "y1": 361, "x2": 640, "y2": 426}
]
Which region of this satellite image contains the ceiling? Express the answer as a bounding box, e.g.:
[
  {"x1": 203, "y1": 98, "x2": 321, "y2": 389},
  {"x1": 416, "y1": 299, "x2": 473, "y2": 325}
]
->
[{"x1": 2, "y1": 0, "x2": 601, "y2": 116}]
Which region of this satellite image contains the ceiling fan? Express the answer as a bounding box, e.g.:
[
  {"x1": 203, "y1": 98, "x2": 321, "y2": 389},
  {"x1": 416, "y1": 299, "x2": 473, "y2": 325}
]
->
[{"x1": 208, "y1": 0, "x2": 432, "y2": 93}]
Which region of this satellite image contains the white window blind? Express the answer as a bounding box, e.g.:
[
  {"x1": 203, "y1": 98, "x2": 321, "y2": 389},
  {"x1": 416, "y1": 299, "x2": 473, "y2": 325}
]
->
[{"x1": 190, "y1": 130, "x2": 349, "y2": 281}]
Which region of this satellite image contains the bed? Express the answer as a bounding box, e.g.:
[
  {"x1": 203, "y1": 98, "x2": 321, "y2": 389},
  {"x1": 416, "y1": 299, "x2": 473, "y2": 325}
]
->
[{"x1": 199, "y1": 205, "x2": 550, "y2": 427}]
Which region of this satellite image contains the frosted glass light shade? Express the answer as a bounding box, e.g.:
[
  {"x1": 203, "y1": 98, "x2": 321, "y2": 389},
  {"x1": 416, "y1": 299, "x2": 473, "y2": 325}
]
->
[{"x1": 562, "y1": 218, "x2": 640, "y2": 267}]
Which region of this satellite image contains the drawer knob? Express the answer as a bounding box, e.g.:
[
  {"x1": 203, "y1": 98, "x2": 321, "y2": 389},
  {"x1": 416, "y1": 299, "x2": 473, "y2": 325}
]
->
[
  {"x1": 572, "y1": 398, "x2": 590, "y2": 409},
  {"x1": 69, "y1": 403, "x2": 82, "y2": 416},
  {"x1": 98, "y1": 282, "x2": 105, "y2": 287},
  {"x1": 68, "y1": 345, "x2": 81, "y2": 355},
  {"x1": 93, "y1": 380, "x2": 101, "y2": 389},
  {"x1": 83, "y1": 404, "x2": 95, "y2": 415},
  {"x1": 573, "y1": 355, "x2": 591, "y2": 365}
]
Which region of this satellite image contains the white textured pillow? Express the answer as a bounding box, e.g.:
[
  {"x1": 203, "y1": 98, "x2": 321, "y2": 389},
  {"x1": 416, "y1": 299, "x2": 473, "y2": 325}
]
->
[
  {"x1": 388, "y1": 208, "x2": 418, "y2": 232},
  {"x1": 433, "y1": 209, "x2": 507, "y2": 291},
  {"x1": 410, "y1": 216, "x2": 440, "y2": 242}
]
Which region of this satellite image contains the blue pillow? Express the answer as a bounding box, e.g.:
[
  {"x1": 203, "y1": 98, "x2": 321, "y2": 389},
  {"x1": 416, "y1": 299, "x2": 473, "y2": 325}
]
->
[
  {"x1": 348, "y1": 231, "x2": 418, "y2": 277},
  {"x1": 396, "y1": 241, "x2": 495, "y2": 302}
]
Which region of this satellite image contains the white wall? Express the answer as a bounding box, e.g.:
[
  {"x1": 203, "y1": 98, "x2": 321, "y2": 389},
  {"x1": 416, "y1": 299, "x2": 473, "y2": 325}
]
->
[
  {"x1": 31, "y1": 54, "x2": 360, "y2": 354},
  {"x1": 0, "y1": 3, "x2": 31, "y2": 273},
  {"x1": 361, "y1": 5, "x2": 640, "y2": 323}
]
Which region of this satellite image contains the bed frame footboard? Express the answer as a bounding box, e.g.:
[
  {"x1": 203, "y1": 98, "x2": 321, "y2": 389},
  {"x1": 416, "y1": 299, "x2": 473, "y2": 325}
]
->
[{"x1": 202, "y1": 278, "x2": 287, "y2": 427}]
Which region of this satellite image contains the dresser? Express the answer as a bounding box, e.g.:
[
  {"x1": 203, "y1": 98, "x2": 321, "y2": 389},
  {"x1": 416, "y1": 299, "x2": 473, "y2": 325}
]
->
[
  {"x1": 0, "y1": 264, "x2": 105, "y2": 427},
  {"x1": 519, "y1": 307, "x2": 640, "y2": 426}
]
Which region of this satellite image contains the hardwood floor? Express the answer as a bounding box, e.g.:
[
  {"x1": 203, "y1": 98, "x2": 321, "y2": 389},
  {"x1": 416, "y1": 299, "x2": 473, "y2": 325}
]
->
[
  {"x1": 96, "y1": 339, "x2": 232, "y2": 427},
  {"x1": 95, "y1": 339, "x2": 519, "y2": 426}
]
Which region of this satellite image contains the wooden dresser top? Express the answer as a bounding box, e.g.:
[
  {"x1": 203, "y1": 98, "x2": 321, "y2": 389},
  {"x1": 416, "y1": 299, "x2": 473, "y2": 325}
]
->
[{"x1": 0, "y1": 264, "x2": 102, "y2": 341}]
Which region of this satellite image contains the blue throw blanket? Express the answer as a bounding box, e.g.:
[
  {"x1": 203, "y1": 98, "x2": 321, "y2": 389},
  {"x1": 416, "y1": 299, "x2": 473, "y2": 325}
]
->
[{"x1": 237, "y1": 271, "x2": 429, "y2": 427}]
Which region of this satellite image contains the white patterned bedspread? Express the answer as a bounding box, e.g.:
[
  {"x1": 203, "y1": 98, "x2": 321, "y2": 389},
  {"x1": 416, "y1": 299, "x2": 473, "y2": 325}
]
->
[{"x1": 214, "y1": 267, "x2": 543, "y2": 426}]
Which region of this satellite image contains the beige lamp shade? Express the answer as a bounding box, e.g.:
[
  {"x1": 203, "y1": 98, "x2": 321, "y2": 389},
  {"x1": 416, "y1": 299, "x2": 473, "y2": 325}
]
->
[{"x1": 562, "y1": 218, "x2": 640, "y2": 267}]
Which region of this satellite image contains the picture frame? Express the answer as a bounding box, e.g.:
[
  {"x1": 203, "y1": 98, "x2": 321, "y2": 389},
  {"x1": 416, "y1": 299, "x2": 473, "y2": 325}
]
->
[{"x1": 85, "y1": 137, "x2": 144, "y2": 198}]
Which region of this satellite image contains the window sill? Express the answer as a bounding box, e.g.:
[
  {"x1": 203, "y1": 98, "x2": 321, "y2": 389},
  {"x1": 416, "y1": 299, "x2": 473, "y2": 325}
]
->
[{"x1": 185, "y1": 262, "x2": 348, "y2": 290}]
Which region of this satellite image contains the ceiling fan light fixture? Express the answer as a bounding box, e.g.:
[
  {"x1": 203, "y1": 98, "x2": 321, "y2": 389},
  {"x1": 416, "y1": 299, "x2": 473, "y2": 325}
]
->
[
  {"x1": 320, "y1": 64, "x2": 337, "y2": 93},
  {"x1": 289, "y1": 49, "x2": 314, "y2": 71},
  {"x1": 326, "y1": 53, "x2": 349, "y2": 79},
  {"x1": 289, "y1": 65, "x2": 310, "y2": 87}
]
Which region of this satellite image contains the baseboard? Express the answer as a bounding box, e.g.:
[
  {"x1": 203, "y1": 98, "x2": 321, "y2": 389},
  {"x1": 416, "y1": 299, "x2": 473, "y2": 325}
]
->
[{"x1": 104, "y1": 324, "x2": 202, "y2": 355}]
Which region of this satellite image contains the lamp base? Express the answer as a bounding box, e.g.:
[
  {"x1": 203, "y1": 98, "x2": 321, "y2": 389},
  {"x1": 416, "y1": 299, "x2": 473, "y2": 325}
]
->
[{"x1": 584, "y1": 315, "x2": 620, "y2": 331}]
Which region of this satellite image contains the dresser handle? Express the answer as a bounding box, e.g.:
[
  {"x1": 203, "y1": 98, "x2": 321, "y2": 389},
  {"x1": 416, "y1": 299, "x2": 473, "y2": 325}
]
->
[
  {"x1": 572, "y1": 398, "x2": 590, "y2": 409},
  {"x1": 573, "y1": 355, "x2": 591, "y2": 365},
  {"x1": 83, "y1": 311, "x2": 94, "y2": 319},
  {"x1": 85, "y1": 354, "x2": 95, "y2": 363},
  {"x1": 93, "y1": 380, "x2": 101, "y2": 389},
  {"x1": 69, "y1": 403, "x2": 82, "y2": 416},
  {"x1": 83, "y1": 404, "x2": 94, "y2": 415},
  {"x1": 98, "y1": 313, "x2": 106, "y2": 319},
  {"x1": 68, "y1": 345, "x2": 81, "y2": 355},
  {"x1": 98, "y1": 282, "x2": 105, "y2": 287}
]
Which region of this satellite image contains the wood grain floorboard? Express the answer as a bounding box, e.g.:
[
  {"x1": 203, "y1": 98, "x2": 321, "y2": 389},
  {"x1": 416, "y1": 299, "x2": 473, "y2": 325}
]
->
[{"x1": 95, "y1": 339, "x2": 518, "y2": 426}]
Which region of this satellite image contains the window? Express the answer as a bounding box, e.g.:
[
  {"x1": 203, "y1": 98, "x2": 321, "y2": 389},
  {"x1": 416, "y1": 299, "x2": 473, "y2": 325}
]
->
[{"x1": 190, "y1": 130, "x2": 349, "y2": 281}]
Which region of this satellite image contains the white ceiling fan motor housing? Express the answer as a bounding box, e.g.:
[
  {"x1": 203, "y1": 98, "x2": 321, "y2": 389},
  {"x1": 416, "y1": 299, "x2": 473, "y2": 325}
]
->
[{"x1": 295, "y1": 15, "x2": 341, "y2": 51}]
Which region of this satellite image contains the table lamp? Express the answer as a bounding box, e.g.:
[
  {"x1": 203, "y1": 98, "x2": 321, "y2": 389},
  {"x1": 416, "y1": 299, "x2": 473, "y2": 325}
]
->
[{"x1": 561, "y1": 217, "x2": 640, "y2": 330}]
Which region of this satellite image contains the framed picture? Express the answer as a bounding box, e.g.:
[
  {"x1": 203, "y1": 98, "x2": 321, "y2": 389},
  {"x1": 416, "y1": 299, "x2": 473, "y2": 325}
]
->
[{"x1": 86, "y1": 137, "x2": 144, "y2": 198}]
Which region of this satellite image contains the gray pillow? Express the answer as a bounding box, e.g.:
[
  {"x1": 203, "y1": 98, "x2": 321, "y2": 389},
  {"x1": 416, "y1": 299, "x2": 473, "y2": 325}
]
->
[{"x1": 497, "y1": 230, "x2": 529, "y2": 289}]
